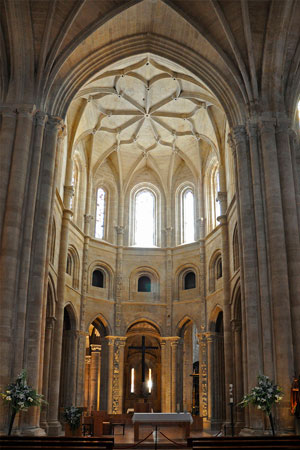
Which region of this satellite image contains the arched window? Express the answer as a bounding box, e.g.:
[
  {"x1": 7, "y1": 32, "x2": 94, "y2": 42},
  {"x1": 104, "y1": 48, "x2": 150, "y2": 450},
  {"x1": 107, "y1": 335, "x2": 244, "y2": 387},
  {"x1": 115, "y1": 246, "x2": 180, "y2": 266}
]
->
[
  {"x1": 95, "y1": 188, "x2": 106, "y2": 239},
  {"x1": 135, "y1": 189, "x2": 155, "y2": 247},
  {"x1": 182, "y1": 189, "x2": 195, "y2": 244},
  {"x1": 66, "y1": 253, "x2": 72, "y2": 275},
  {"x1": 184, "y1": 271, "x2": 196, "y2": 290},
  {"x1": 70, "y1": 159, "x2": 79, "y2": 213},
  {"x1": 233, "y1": 225, "x2": 240, "y2": 271},
  {"x1": 50, "y1": 218, "x2": 56, "y2": 264},
  {"x1": 138, "y1": 276, "x2": 151, "y2": 292},
  {"x1": 216, "y1": 257, "x2": 222, "y2": 279},
  {"x1": 92, "y1": 269, "x2": 104, "y2": 288}
]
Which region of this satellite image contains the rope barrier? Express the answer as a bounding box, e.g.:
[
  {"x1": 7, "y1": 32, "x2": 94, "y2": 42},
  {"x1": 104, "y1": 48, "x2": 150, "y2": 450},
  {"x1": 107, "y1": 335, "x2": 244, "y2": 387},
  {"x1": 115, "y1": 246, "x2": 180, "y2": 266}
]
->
[
  {"x1": 158, "y1": 430, "x2": 185, "y2": 448},
  {"x1": 116, "y1": 430, "x2": 153, "y2": 449}
]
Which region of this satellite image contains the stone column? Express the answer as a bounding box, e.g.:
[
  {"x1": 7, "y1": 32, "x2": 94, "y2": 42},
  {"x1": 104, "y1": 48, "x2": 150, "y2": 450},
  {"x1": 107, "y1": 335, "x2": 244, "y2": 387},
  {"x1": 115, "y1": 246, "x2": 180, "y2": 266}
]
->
[
  {"x1": 90, "y1": 345, "x2": 102, "y2": 412},
  {"x1": 259, "y1": 118, "x2": 294, "y2": 429},
  {"x1": 47, "y1": 168, "x2": 74, "y2": 434},
  {"x1": 40, "y1": 316, "x2": 56, "y2": 429},
  {"x1": 206, "y1": 332, "x2": 215, "y2": 426},
  {"x1": 170, "y1": 338, "x2": 180, "y2": 412},
  {"x1": 160, "y1": 339, "x2": 167, "y2": 412},
  {"x1": 22, "y1": 116, "x2": 62, "y2": 433},
  {"x1": 115, "y1": 227, "x2": 124, "y2": 335},
  {"x1": 230, "y1": 126, "x2": 262, "y2": 430},
  {"x1": 0, "y1": 108, "x2": 17, "y2": 238},
  {"x1": 0, "y1": 107, "x2": 35, "y2": 402},
  {"x1": 165, "y1": 246, "x2": 173, "y2": 334},
  {"x1": 217, "y1": 208, "x2": 234, "y2": 427},
  {"x1": 276, "y1": 117, "x2": 300, "y2": 376},
  {"x1": 76, "y1": 213, "x2": 93, "y2": 407},
  {"x1": 247, "y1": 122, "x2": 273, "y2": 376},
  {"x1": 231, "y1": 319, "x2": 244, "y2": 426},
  {"x1": 106, "y1": 337, "x2": 115, "y2": 414},
  {"x1": 84, "y1": 356, "x2": 91, "y2": 412},
  {"x1": 197, "y1": 333, "x2": 208, "y2": 427}
]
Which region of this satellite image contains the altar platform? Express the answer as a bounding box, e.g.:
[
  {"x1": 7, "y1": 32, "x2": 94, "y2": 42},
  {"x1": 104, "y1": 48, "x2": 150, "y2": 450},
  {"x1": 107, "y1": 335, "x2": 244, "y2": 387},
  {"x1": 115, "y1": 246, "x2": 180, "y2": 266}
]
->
[{"x1": 112, "y1": 422, "x2": 212, "y2": 448}]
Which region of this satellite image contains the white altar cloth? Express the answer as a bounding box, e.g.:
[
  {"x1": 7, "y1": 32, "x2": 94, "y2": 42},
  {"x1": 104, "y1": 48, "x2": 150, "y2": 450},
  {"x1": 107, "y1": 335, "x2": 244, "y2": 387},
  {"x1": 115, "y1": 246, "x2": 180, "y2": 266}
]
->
[{"x1": 132, "y1": 412, "x2": 193, "y2": 424}]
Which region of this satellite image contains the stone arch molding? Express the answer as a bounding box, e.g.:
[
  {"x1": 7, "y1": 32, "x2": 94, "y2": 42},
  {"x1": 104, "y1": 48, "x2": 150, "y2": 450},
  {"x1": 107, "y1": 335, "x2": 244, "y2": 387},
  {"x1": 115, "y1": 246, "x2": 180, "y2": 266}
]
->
[
  {"x1": 46, "y1": 33, "x2": 245, "y2": 126},
  {"x1": 86, "y1": 313, "x2": 112, "y2": 336},
  {"x1": 209, "y1": 304, "x2": 223, "y2": 332},
  {"x1": 88, "y1": 260, "x2": 114, "y2": 299},
  {"x1": 125, "y1": 317, "x2": 162, "y2": 337},
  {"x1": 64, "y1": 301, "x2": 78, "y2": 331},
  {"x1": 174, "y1": 263, "x2": 200, "y2": 300},
  {"x1": 129, "y1": 266, "x2": 160, "y2": 301}
]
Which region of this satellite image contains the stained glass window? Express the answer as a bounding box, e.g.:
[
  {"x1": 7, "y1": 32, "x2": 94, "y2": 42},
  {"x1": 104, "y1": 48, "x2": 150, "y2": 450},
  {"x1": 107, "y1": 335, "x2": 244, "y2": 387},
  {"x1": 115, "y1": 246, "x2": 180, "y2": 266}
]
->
[
  {"x1": 95, "y1": 188, "x2": 106, "y2": 239},
  {"x1": 135, "y1": 189, "x2": 155, "y2": 246}
]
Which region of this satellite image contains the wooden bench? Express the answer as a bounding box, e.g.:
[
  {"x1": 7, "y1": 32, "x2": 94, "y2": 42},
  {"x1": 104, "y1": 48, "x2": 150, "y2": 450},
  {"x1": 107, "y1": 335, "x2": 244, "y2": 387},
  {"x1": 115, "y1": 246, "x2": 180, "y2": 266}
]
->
[{"x1": 188, "y1": 435, "x2": 300, "y2": 449}]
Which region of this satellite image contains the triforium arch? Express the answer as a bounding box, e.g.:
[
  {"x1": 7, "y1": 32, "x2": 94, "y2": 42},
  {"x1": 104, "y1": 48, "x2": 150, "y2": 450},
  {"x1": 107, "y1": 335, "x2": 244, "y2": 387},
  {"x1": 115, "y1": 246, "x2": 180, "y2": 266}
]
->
[
  {"x1": 124, "y1": 319, "x2": 161, "y2": 413},
  {"x1": 230, "y1": 281, "x2": 244, "y2": 431},
  {"x1": 176, "y1": 317, "x2": 199, "y2": 415},
  {"x1": 206, "y1": 305, "x2": 226, "y2": 430},
  {"x1": 84, "y1": 315, "x2": 111, "y2": 414},
  {"x1": 59, "y1": 303, "x2": 78, "y2": 416}
]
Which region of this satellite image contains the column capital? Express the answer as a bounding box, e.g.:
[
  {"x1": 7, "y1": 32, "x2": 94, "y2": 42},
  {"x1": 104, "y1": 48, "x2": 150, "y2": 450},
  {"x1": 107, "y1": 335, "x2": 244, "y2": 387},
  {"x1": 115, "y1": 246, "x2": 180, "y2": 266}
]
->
[
  {"x1": 106, "y1": 335, "x2": 118, "y2": 345},
  {"x1": 232, "y1": 125, "x2": 247, "y2": 146},
  {"x1": 258, "y1": 117, "x2": 276, "y2": 134},
  {"x1": 46, "y1": 115, "x2": 64, "y2": 131},
  {"x1": 85, "y1": 355, "x2": 91, "y2": 364},
  {"x1": 115, "y1": 225, "x2": 125, "y2": 235},
  {"x1": 247, "y1": 121, "x2": 258, "y2": 137},
  {"x1": 90, "y1": 344, "x2": 101, "y2": 352},
  {"x1": 276, "y1": 116, "x2": 291, "y2": 134},
  {"x1": 84, "y1": 214, "x2": 93, "y2": 225}
]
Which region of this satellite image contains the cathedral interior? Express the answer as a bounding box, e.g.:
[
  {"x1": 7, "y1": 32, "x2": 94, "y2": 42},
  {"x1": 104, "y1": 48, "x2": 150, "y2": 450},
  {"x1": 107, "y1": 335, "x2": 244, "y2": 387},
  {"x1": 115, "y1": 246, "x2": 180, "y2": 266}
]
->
[{"x1": 0, "y1": 0, "x2": 299, "y2": 437}]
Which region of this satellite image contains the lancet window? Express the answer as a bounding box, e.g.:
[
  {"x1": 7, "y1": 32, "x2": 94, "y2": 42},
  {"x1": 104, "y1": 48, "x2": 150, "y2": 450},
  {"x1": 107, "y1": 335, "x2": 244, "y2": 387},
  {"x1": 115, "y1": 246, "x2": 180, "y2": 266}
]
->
[
  {"x1": 95, "y1": 188, "x2": 106, "y2": 239},
  {"x1": 134, "y1": 189, "x2": 155, "y2": 247},
  {"x1": 182, "y1": 189, "x2": 195, "y2": 244}
]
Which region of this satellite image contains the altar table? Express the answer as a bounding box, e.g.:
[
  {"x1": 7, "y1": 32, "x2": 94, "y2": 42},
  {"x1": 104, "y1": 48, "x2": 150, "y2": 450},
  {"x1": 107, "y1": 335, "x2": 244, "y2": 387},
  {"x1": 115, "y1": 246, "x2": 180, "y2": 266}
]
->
[{"x1": 132, "y1": 412, "x2": 193, "y2": 441}]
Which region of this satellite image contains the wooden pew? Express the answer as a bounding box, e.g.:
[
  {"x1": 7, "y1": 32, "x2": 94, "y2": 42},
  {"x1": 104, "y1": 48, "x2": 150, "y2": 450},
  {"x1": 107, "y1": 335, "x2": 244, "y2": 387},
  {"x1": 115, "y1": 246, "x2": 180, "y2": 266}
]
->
[
  {"x1": 0, "y1": 436, "x2": 114, "y2": 450},
  {"x1": 188, "y1": 435, "x2": 300, "y2": 449}
]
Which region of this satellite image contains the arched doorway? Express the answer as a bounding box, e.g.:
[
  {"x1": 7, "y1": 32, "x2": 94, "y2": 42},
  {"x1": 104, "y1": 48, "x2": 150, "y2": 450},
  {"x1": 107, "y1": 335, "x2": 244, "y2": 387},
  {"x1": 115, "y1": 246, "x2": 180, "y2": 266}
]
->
[
  {"x1": 124, "y1": 321, "x2": 161, "y2": 412},
  {"x1": 177, "y1": 318, "x2": 199, "y2": 414},
  {"x1": 84, "y1": 317, "x2": 109, "y2": 413},
  {"x1": 59, "y1": 304, "x2": 78, "y2": 415}
]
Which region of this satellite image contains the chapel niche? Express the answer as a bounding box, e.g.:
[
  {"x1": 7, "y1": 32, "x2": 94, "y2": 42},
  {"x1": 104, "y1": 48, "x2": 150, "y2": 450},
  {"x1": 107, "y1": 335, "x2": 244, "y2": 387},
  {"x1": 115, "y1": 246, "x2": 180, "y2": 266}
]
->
[{"x1": 123, "y1": 321, "x2": 161, "y2": 413}]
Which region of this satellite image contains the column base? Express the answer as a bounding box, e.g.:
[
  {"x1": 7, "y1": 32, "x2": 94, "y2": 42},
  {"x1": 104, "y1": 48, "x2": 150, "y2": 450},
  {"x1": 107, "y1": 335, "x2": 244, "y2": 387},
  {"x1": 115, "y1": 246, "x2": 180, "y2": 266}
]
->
[
  {"x1": 47, "y1": 421, "x2": 63, "y2": 436},
  {"x1": 19, "y1": 427, "x2": 47, "y2": 436}
]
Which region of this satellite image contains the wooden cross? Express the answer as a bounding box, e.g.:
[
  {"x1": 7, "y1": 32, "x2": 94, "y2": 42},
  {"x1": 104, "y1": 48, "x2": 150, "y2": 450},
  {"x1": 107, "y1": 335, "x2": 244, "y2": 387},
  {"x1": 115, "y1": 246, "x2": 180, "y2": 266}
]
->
[{"x1": 129, "y1": 336, "x2": 158, "y2": 382}]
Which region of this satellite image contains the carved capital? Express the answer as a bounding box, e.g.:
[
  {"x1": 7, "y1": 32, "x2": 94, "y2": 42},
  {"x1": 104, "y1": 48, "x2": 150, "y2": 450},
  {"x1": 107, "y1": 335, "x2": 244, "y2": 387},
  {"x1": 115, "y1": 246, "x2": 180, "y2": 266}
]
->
[
  {"x1": 35, "y1": 111, "x2": 47, "y2": 126},
  {"x1": 232, "y1": 125, "x2": 247, "y2": 146},
  {"x1": 115, "y1": 225, "x2": 125, "y2": 235},
  {"x1": 91, "y1": 344, "x2": 102, "y2": 352},
  {"x1": 85, "y1": 356, "x2": 91, "y2": 365},
  {"x1": 84, "y1": 214, "x2": 93, "y2": 225},
  {"x1": 276, "y1": 116, "x2": 291, "y2": 134},
  {"x1": 259, "y1": 118, "x2": 276, "y2": 135},
  {"x1": 46, "y1": 115, "x2": 63, "y2": 131}
]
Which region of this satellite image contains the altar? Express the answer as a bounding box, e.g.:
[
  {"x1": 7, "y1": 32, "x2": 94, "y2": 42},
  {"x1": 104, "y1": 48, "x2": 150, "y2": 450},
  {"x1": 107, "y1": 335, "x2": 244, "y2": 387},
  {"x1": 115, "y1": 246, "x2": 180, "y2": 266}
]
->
[{"x1": 132, "y1": 412, "x2": 193, "y2": 441}]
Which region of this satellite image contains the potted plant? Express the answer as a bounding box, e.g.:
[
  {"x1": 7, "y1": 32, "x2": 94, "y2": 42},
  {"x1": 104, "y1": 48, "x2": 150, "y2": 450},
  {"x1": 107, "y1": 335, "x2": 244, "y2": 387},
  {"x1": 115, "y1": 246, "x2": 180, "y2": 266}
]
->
[
  {"x1": 239, "y1": 374, "x2": 283, "y2": 435},
  {"x1": 1, "y1": 370, "x2": 44, "y2": 435},
  {"x1": 63, "y1": 406, "x2": 83, "y2": 436}
]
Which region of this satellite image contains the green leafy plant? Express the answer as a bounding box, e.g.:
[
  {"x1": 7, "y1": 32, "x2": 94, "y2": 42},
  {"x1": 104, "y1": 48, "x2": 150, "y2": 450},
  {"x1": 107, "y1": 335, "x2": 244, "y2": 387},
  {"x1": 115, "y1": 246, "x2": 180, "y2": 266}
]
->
[
  {"x1": 239, "y1": 374, "x2": 283, "y2": 435},
  {"x1": 63, "y1": 406, "x2": 83, "y2": 431},
  {"x1": 1, "y1": 370, "x2": 44, "y2": 435}
]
